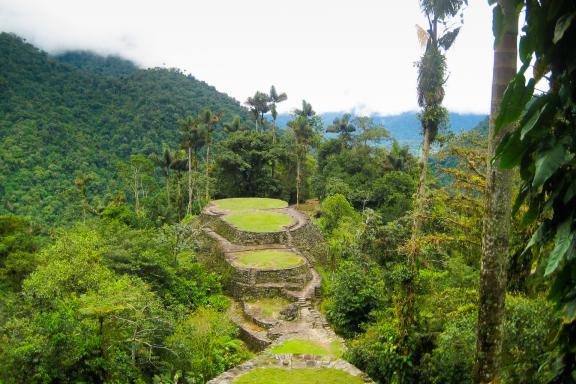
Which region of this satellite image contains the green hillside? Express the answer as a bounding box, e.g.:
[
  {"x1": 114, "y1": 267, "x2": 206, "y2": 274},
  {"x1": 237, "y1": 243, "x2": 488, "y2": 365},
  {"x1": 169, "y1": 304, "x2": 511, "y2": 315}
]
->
[{"x1": 0, "y1": 33, "x2": 249, "y2": 223}]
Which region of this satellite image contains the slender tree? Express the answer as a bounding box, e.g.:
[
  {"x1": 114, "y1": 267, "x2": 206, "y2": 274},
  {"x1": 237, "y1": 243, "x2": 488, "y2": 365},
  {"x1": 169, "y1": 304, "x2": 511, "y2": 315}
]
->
[
  {"x1": 198, "y1": 109, "x2": 221, "y2": 201},
  {"x1": 149, "y1": 147, "x2": 177, "y2": 209},
  {"x1": 491, "y1": 1, "x2": 576, "y2": 380},
  {"x1": 223, "y1": 115, "x2": 242, "y2": 133},
  {"x1": 288, "y1": 115, "x2": 315, "y2": 206},
  {"x1": 294, "y1": 99, "x2": 315, "y2": 118},
  {"x1": 245, "y1": 91, "x2": 270, "y2": 132},
  {"x1": 401, "y1": 0, "x2": 467, "y2": 346},
  {"x1": 326, "y1": 113, "x2": 356, "y2": 150},
  {"x1": 73, "y1": 173, "x2": 92, "y2": 223},
  {"x1": 179, "y1": 116, "x2": 203, "y2": 215},
  {"x1": 474, "y1": 1, "x2": 519, "y2": 381},
  {"x1": 268, "y1": 85, "x2": 287, "y2": 143}
]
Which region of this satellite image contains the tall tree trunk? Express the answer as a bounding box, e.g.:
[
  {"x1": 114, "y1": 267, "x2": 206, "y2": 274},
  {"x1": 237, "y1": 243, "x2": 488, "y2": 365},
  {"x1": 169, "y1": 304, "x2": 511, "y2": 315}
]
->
[
  {"x1": 187, "y1": 146, "x2": 192, "y2": 215},
  {"x1": 134, "y1": 170, "x2": 140, "y2": 216},
  {"x1": 474, "y1": 2, "x2": 518, "y2": 382},
  {"x1": 205, "y1": 140, "x2": 210, "y2": 201},
  {"x1": 165, "y1": 171, "x2": 171, "y2": 210},
  {"x1": 176, "y1": 173, "x2": 182, "y2": 220},
  {"x1": 400, "y1": 123, "x2": 432, "y2": 345},
  {"x1": 296, "y1": 155, "x2": 301, "y2": 207}
]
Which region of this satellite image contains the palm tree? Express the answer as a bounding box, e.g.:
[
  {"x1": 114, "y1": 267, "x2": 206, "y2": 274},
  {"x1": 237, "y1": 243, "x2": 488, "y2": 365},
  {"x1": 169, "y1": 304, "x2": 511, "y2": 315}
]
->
[
  {"x1": 326, "y1": 113, "x2": 356, "y2": 150},
  {"x1": 198, "y1": 109, "x2": 221, "y2": 201},
  {"x1": 269, "y1": 85, "x2": 287, "y2": 143},
  {"x1": 179, "y1": 116, "x2": 204, "y2": 215},
  {"x1": 245, "y1": 91, "x2": 270, "y2": 132},
  {"x1": 294, "y1": 99, "x2": 315, "y2": 118},
  {"x1": 474, "y1": 0, "x2": 518, "y2": 381},
  {"x1": 149, "y1": 147, "x2": 177, "y2": 209},
  {"x1": 401, "y1": 0, "x2": 467, "y2": 347},
  {"x1": 223, "y1": 115, "x2": 242, "y2": 133},
  {"x1": 288, "y1": 115, "x2": 315, "y2": 206}
]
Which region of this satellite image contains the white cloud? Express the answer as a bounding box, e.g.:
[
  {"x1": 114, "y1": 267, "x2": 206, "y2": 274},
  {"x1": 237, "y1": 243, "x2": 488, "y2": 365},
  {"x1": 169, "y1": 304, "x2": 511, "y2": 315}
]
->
[{"x1": 0, "y1": 0, "x2": 493, "y2": 115}]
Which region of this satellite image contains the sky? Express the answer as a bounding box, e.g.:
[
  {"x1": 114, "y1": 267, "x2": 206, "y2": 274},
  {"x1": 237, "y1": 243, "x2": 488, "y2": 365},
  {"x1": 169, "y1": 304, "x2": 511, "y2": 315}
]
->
[{"x1": 0, "y1": 0, "x2": 494, "y2": 115}]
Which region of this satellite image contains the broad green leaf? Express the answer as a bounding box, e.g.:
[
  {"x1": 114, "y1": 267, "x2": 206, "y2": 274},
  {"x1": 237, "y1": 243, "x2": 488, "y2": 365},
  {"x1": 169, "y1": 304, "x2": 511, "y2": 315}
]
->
[
  {"x1": 496, "y1": 131, "x2": 527, "y2": 169},
  {"x1": 520, "y1": 202, "x2": 540, "y2": 228},
  {"x1": 512, "y1": 186, "x2": 528, "y2": 215},
  {"x1": 553, "y1": 12, "x2": 576, "y2": 44},
  {"x1": 545, "y1": 218, "x2": 574, "y2": 276},
  {"x1": 520, "y1": 104, "x2": 545, "y2": 140},
  {"x1": 523, "y1": 223, "x2": 545, "y2": 255},
  {"x1": 519, "y1": 95, "x2": 551, "y2": 139},
  {"x1": 564, "y1": 299, "x2": 576, "y2": 322},
  {"x1": 495, "y1": 65, "x2": 533, "y2": 133},
  {"x1": 564, "y1": 180, "x2": 576, "y2": 204},
  {"x1": 519, "y1": 35, "x2": 533, "y2": 64},
  {"x1": 533, "y1": 145, "x2": 574, "y2": 187}
]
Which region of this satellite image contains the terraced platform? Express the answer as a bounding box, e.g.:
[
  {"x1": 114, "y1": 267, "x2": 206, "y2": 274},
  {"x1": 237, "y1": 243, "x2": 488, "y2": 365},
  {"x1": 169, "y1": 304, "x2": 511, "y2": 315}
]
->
[{"x1": 199, "y1": 198, "x2": 374, "y2": 384}]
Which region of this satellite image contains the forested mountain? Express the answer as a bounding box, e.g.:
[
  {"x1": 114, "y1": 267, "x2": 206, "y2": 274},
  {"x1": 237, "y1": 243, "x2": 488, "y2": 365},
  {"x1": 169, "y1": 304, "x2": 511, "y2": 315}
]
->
[
  {"x1": 0, "y1": 33, "x2": 250, "y2": 223},
  {"x1": 55, "y1": 51, "x2": 139, "y2": 77}
]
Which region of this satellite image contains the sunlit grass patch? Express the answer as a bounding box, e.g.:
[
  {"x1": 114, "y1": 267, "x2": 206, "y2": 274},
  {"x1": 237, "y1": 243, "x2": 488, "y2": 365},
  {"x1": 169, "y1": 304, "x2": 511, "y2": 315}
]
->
[
  {"x1": 224, "y1": 211, "x2": 294, "y2": 232},
  {"x1": 270, "y1": 339, "x2": 344, "y2": 357},
  {"x1": 233, "y1": 249, "x2": 304, "y2": 270},
  {"x1": 245, "y1": 297, "x2": 291, "y2": 320},
  {"x1": 232, "y1": 367, "x2": 363, "y2": 384},
  {"x1": 212, "y1": 198, "x2": 287, "y2": 211}
]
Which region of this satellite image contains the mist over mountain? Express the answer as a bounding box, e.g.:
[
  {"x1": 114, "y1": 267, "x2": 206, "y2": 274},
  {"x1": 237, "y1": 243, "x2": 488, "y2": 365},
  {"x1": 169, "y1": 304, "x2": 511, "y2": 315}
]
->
[{"x1": 276, "y1": 111, "x2": 487, "y2": 149}]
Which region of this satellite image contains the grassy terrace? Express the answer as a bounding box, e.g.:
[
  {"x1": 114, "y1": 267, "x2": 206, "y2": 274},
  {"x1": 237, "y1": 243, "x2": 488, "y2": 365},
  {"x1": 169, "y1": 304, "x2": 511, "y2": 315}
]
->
[
  {"x1": 233, "y1": 250, "x2": 305, "y2": 270},
  {"x1": 232, "y1": 367, "x2": 363, "y2": 384},
  {"x1": 223, "y1": 211, "x2": 294, "y2": 232},
  {"x1": 212, "y1": 197, "x2": 288, "y2": 211},
  {"x1": 270, "y1": 339, "x2": 344, "y2": 357},
  {"x1": 245, "y1": 297, "x2": 291, "y2": 320}
]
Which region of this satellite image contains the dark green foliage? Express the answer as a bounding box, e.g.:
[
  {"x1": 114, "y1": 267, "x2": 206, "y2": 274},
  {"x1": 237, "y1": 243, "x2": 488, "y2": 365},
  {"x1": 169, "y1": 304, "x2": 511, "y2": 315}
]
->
[
  {"x1": 494, "y1": 1, "x2": 576, "y2": 380},
  {"x1": 346, "y1": 320, "x2": 409, "y2": 384},
  {"x1": 314, "y1": 137, "x2": 416, "y2": 219},
  {"x1": 326, "y1": 259, "x2": 386, "y2": 337},
  {"x1": 214, "y1": 130, "x2": 285, "y2": 198},
  {"x1": 423, "y1": 295, "x2": 557, "y2": 384},
  {"x1": 0, "y1": 33, "x2": 248, "y2": 224},
  {"x1": 0, "y1": 220, "x2": 244, "y2": 383},
  {"x1": 0, "y1": 215, "x2": 44, "y2": 290},
  {"x1": 55, "y1": 51, "x2": 138, "y2": 77}
]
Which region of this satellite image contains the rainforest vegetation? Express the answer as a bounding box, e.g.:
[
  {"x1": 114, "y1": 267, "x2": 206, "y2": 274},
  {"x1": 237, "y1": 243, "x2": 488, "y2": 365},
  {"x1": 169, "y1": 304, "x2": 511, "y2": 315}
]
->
[{"x1": 0, "y1": 0, "x2": 575, "y2": 383}]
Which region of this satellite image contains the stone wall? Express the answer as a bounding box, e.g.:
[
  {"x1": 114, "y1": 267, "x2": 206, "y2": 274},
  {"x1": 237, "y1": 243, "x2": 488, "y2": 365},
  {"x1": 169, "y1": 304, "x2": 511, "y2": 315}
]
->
[
  {"x1": 290, "y1": 221, "x2": 328, "y2": 266},
  {"x1": 231, "y1": 262, "x2": 311, "y2": 286},
  {"x1": 195, "y1": 229, "x2": 236, "y2": 290}
]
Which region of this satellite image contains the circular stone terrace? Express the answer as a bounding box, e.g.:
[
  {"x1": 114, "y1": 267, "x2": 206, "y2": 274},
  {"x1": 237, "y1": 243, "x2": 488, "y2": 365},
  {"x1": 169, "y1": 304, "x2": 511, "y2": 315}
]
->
[
  {"x1": 202, "y1": 198, "x2": 373, "y2": 384},
  {"x1": 231, "y1": 249, "x2": 305, "y2": 270},
  {"x1": 205, "y1": 198, "x2": 308, "y2": 233}
]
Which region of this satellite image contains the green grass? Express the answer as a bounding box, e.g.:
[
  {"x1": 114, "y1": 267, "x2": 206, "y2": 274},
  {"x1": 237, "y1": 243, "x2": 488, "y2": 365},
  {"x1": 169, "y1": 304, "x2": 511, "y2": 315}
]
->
[
  {"x1": 224, "y1": 211, "x2": 294, "y2": 232},
  {"x1": 213, "y1": 198, "x2": 288, "y2": 211},
  {"x1": 232, "y1": 367, "x2": 363, "y2": 384},
  {"x1": 233, "y1": 250, "x2": 304, "y2": 270},
  {"x1": 270, "y1": 339, "x2": 344, "y2": 357},
  {"x1": 245, "y1": 297, "x2": 291, "y2": 320}
]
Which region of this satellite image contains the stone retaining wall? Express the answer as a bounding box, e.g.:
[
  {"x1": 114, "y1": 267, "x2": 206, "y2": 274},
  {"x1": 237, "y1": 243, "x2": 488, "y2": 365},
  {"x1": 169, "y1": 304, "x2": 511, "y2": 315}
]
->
[
  {"x1": 231, "y1": 261, "x2": 311, "y2": 286},
  {"x1": 290, "y1": 221, "x2": 328, "y2": 266}
]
